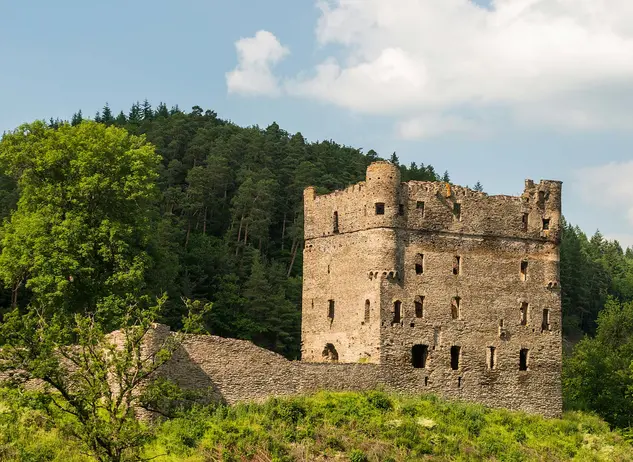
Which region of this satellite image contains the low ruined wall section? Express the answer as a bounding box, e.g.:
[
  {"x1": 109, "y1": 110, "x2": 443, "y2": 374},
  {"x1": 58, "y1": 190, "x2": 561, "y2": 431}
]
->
[{"x1": 156, "y1": 331, "x2": 560, "y2": 417}]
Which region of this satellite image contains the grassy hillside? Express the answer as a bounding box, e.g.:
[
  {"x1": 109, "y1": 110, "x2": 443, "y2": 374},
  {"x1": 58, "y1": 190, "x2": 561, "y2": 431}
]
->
[{"x1": 1, "y1": 389, "x2": 631, "y2": 462}]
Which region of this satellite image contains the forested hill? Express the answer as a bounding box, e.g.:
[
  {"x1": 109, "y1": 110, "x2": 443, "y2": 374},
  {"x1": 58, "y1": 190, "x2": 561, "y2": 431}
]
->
[
  {"x1": 0, "y1": 103, "x2": 440, "y2": 359},
  {"x1": 3, "y1": 102, "x2": 633, "y2": 358}
]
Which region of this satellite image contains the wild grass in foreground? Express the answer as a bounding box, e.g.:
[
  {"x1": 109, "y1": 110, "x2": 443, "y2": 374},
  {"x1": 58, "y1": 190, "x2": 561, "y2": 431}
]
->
[{"x1": 1, "y1": 388, "x2": 631, "y2": 461}]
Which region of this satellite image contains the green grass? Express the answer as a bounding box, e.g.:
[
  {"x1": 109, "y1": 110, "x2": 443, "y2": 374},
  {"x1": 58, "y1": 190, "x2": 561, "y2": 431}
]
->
[{"x1": 2, "y1": 388, "x2": 632, "y2": 461}]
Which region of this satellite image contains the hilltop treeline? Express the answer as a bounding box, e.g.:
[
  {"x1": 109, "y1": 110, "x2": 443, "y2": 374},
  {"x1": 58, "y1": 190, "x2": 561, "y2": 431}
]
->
[{"x1": 1, "y1": 103, "x2": 439, "y2": 359}]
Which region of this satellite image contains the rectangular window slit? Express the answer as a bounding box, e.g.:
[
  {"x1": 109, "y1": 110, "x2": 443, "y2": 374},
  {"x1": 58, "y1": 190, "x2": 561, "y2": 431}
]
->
[
  {"x1": 453, "y1": 203, "x2": 462, "y2": 221},
  {"x1": 328, "y1": 300, "x2": 335, "y2": 321},
  {"x1": 392, "y1": 300, "x2": 402, "y2": 325},
  {"x1": 451, "y1": 346, "x2": 461, "y2": 370},
  {"x1": 488, "y1": 346, "x2": 496, "y2": 370},
  {"x1": 415, "y1": 296, "x2": 424, "y2": 318},
  {"x1": 415, "y1": 253, "x2": 424, "y2": 275},
  {"x1": 542, "y1": 309, "x2": 550, "y2": 332},
  {"x1": 522, "y1": 213, "x2": 529, "y2": 230},
  {"x1": 520, "y1": 260, "x2": 528, "y2": 281},
  {"x1": 333, "y1": 211, "x2": 339, "y2": 233},
  {"x1": 451, "y1": 297, "x2": 461, "y2": 320},
  {"x1": 519, "y1": 348, "x2": 529, "y2": 371},
  {"x1": 417, "y1": 201, "x2": 425, "y2": 215},
  {"x1": 520, "y1": 302, "x2": 528, "y2": 326},
  {"x1": 453, "y1": 256, "x2": 461, "y2": 275},
  {"x1": 398, "y1": 204, "x2": 405, "y2": 216}
]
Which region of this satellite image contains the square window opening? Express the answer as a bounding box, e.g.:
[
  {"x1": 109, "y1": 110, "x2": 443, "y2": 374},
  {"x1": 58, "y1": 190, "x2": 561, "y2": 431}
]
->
[
  {"x1": 412, "y1": 344, "x2": 429, "y2": 368},
  {"x1": 542, "y1": 218, "x2": 550, "y2": 230},
  {"x1": 375, "y1": 202, "x2": 385, "y2": 215}
]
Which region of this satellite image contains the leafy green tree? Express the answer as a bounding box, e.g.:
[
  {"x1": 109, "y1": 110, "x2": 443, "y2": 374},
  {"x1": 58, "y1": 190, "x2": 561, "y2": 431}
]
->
[
  {"x1": 0, "y1": 121, "x2": 161, "y2": 325},
  {"x1": 564, "y1": 298, "x2": 633, "y2": 428},
  {"x1": 0, "y1": 298, "x2": 177, "y2": 462}
]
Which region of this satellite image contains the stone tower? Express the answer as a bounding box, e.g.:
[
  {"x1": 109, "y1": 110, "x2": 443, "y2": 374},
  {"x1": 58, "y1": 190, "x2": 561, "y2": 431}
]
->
[{"x1": 301, "y1": 161, "x2": 563, "y2": 413}]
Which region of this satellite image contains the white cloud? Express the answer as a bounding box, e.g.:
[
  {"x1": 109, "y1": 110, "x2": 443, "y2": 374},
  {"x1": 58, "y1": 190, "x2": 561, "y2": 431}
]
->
[
  {"x1": 226, "y1": 30, "x2": 289, "y2": 96},
  {"x1": 230, "y1": 1, "x2": 633, "y2": 137},
  {"x1": 396, "y1": 114, "x2": 486, "y2": 139},
  {"x1": 574, "y1": 161, "x2": 633, "y2": 242}
]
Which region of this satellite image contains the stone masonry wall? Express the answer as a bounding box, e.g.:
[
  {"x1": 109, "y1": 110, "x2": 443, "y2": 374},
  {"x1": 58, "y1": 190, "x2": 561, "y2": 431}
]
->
[{"x1": 152, "y1": 328, "x2": 560, "y2": 417}]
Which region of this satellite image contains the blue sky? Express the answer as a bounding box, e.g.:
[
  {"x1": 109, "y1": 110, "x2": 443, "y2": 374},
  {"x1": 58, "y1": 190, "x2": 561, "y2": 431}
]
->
[{"x1": 2, "y1": 0, "x2": 633, "y2": 246}]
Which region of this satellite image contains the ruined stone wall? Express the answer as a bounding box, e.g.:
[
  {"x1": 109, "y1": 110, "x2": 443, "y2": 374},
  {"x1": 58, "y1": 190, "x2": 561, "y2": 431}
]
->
[{"x1": 152, "y1": 329, "x2": 560, "y2": 417}]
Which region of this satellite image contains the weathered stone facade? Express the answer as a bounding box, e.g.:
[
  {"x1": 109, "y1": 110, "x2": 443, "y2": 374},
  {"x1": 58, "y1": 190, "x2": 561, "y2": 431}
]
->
[{"x1": 301, "y1": 161, "x2": 563, "y2": 416}]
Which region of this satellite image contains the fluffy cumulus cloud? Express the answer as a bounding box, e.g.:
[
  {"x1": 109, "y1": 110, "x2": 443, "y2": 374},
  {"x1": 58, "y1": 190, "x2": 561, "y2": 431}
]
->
[
  {"x1": 226, "y1": 30, "x2": 289, "y2": 96},
  {"x1": 228, "y1": 1, "x2": 633, "y2": 137}
]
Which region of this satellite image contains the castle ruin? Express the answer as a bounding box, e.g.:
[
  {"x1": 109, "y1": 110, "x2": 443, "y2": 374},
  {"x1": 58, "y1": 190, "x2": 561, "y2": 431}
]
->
[{"x1": 301, "y1": 161, "x2": 562, "y2": 414}]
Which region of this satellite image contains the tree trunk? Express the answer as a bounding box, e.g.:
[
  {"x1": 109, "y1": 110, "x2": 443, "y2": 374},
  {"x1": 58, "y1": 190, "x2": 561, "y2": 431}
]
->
[
  {"x1": 287, "y1": 239, "x2": 299, "y2": 277},
  {"x1": 184, "y1": 218, "x2": 191, "y2": 250},
  {"x1": 281, "y1": 212, "x2": 287, "y2": 250},
  {"x1": 203, "y1": 206, "x2": 208, "y2": 234}
]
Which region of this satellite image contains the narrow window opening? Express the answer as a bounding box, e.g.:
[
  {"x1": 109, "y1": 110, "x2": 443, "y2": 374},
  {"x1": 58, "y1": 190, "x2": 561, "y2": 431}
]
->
[
  {"x1": 520, "y1": 260, "x2": 528, "y2": 281},
  {"x1": 538, "y1": 191, "x2": 545, "y2": 206},
  {"x1": 322, "y1": 343, "x2": 339, "y2": 362},
  {"x1": 520, "y1": 302, "x2": 528, "y2": 326},
  {"x1": 364, "y1": 300, "x2": 371, "y2": 323},
  {"x1": 392, "y1": 300, "x2": 402, "y2": 324},
  {"x1": 458, "y1": 377, "x2": 462, "y2": 388},
  {"x1": 328, "y1": 300, "x2": 335, "y2": 321},
  {"x1": 451, "y1": 297, "x2": 461, "y2": 320},
  {"x1": 398, "y1": 204, "x2": 405, "y2": 216},
  {"x1": 519, "y1": 348, "x2": 529, "y2": 371},
  {"x1": 424, "y1": 376, "x2": 429, "y2": 386},
  {"x1": 541, "y1": 309, "x2": 550, "y2": 332},
  {"x1": 433, "y1": 327, "x2": 441, "y2": 348},
  {"x1": 488, "y1": 347, "x2": 496, "y2": 370},
  {"x1": 453, "y1": 256, "x2": 461, "y2": 275},
  {"x1": 327, "y1": 264, "x2": 330, "y2": 274},
  {"x1": 414, "y1": 296, "x2": 424, "y2": 318},
  {"x1": 522, "y1": 213, "x2": 529, "y2": 230},
  {"x1": 375, "y1": 202, "x2": 385, "y2": 215},
  {"x1": 542, "y1": 218, "x2": 550, "y2": 230},
  {"x1": 451, "y1": 346, "x2": 461, "y2": 370},
  {"x1": 417, "y1": 201, "x2": 425, "y2": 215},
  {"x1": 453, "y1": 202, "x2": 462, "y2": 221},
  {"x1": 410, "y1": 322, "x2": 415, "y2": 327},
  {"x1": 415, "y1": 253, "x2": 424, "y2": 275},
  {"x1": 333, "y1": 211, "x2": 339, "y2": 233},
  {"x1": 412, "y1": 344, "x2": 429, "y2": 368}
]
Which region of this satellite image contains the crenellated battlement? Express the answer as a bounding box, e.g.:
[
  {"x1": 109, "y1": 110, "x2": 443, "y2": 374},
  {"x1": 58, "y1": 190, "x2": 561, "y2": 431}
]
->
[{"x1": 304, "y1": 163, "x2": 562, "y2": 243}]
